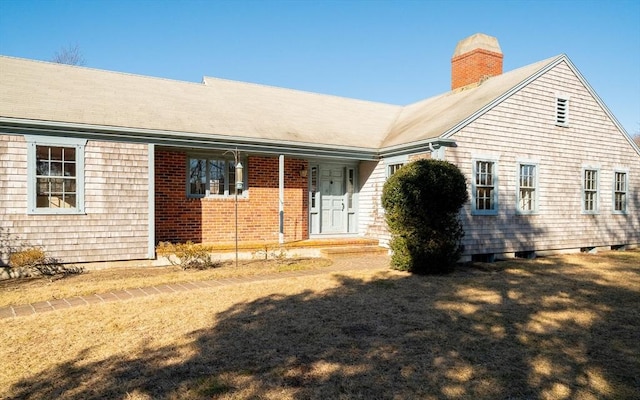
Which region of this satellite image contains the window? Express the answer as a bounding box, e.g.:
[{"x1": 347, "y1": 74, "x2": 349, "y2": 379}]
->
[
  {"x1": 36, "y1": 146, "x2": 77, "y2": 208},
  {"x1": 347, "y1": 168, "x2": 355, "y2": 210},
  {"x1": 187, "y1": 156, "x2": 245, "y2": 197},
  {"x1": 517, "y1": 163, "x2": 538, "y2": 213},
  {"x1": 613, "y1": 171, "x2": 628, "y2": 213},
  {"x1": 556, "y1": 96, "x2": 569, "y2": 126},
  {"x1": 385, "y1": 156, "x2": 408, "y2": 178},
  {"x1": 388, "y1": 163, "x2": 404, "y2": 176},
  {"x1": 309, "y1": 166, "x2": 318, "y2": 209},
  {"x1": 26, "y1": 136, "x2": 86, "y2": 214},
  {"x1": 583, "y1": 169, "x2": 599, "y2": 213},
  {"x1": 473, "y1": 160, "x2": 498, "y2": 215}
]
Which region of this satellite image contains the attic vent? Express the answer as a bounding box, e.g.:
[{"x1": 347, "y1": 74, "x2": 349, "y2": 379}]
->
[{"x1": 556, "y1": 96, "x2": 569, "y2": 126}]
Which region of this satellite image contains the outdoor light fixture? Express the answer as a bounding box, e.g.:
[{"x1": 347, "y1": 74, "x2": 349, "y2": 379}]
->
[
  {"x1": 299, "y1": 167, "x2": 308, "y2": 178},
  {"x1": 235, "y1": 161, "x2": 244, "y2": 190}
]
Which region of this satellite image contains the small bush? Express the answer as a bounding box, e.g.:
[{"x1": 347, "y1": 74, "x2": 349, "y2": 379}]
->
[
  {"x1": 9, "y1": 247, "x2": 46, "y2": 269},
  {"x1": 382, "y1": 159, "x2": 468, "y2": 274},
  {"x1": 8, "y1": 247, "x2": 83, "y2": 278},
  {"x1": 156, "y1": 241, "x2": 221, "y2": 270},
  {"x1": 253, "y1": 243, "x2": 289, "y2": 262}
]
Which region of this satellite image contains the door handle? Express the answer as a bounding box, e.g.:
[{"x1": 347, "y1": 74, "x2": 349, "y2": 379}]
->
[{"x1": 342, "y1": 202, "x2": 345, "y2": 211}]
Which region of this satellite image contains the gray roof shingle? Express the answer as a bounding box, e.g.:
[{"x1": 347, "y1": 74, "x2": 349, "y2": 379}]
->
[{"x1": 0, "y1": 54, "x2": 561, "y2": 153}]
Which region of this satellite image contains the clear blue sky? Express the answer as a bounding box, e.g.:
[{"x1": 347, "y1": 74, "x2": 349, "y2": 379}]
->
[{"x1": 1, "y1": 0, "x2": 639, "y2": 135}]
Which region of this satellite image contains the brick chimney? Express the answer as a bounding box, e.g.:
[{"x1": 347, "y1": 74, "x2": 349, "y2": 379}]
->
[{"x1": 451, "y1": 33, "x2": 503, "y2": 90}]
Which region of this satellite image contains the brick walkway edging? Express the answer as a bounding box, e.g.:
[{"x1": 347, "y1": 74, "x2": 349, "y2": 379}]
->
[{"x1": 0, "y1": 255, "x2": 390, "y2": 320}]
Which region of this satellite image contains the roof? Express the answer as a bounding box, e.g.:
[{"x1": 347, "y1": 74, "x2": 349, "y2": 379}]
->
[
  {"x1": 381, "y1": 56, "x2": 559, "y2": 150},
  {"x1": 0, "y1": 57, "x2": 399, "y2": 153},
  {"x1": 2, "y1": 53, "x2": 609, "y2": 158}
]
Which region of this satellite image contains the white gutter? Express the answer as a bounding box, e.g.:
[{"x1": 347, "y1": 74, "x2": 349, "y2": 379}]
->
[{"x1": 379, "y1": 138, "x2": 458, "y2": 158}]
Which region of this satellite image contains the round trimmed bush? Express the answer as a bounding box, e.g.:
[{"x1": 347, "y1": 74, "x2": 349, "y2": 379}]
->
[{"x1": 382, "y1": 159, "x2": 468, "y2": 274}]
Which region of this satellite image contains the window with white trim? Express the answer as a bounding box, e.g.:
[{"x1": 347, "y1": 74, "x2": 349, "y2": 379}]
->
[
  {"x1": 347, "y1": 168, "x2": 355, "y2": 210},
  {"x1": 26, "y1": 136, "x2": 86, "y2": 214},
  {"x1": 556, "y1": 96, "x2": 569, "y2": 126},
  {"x1": 473, "y1": 160, "x2": 498, "y2": 215},
  {"x1": 309, "y1": 166, "x2": 318, "y2": 210},
  {"x1": 517, "y1": 163, "x2": 538, "y2": 213},
  {"x1": 388, "y1": 163, "x2": 404, "y2": 176},
  {"x1": 187, "y1": 156, "x2": 246, "y2": 198},
  {"x1": 385, "y1": 155, "x2": 408, "y2": 178},
  {"x1": 583, "y1": 169, "x2": 599, "y2": 213},
  {"x1": 613, "y1": 171, "x2": 627, "y2": 213}
]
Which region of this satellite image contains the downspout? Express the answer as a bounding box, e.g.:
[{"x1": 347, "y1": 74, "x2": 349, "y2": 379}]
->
[{"x1": 279, "y1": 155, "x2": 284, "y2": 244}]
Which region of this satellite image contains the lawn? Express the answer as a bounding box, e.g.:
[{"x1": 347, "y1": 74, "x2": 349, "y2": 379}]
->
[{"x1": 1, "y1": 250, "x2": 639, "y2": 399}]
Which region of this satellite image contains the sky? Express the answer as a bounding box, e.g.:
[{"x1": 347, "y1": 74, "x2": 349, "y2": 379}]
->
[{"x1": 1, "y1": 0, "x2": 639, "y2": 135}]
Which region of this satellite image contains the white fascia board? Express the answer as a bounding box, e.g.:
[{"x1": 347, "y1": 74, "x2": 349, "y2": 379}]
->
[
  {"x1": 436, "y1": 54, "x2": 639, "y2": 157},
  {"x1": 561, "y1": 57, "x2": 640, "y2": 157}
]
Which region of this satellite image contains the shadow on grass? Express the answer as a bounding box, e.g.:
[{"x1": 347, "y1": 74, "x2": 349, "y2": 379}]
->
[{"x1": 8, "y1": 257, "x2": 640, "y2": 399}]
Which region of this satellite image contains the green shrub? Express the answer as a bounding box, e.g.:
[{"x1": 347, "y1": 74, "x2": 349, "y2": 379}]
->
[{"x1": 382, "y1": 159, "x2": 468, "y2": 274}]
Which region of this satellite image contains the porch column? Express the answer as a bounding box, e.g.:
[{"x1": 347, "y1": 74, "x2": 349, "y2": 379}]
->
[{"x1": 279, "y1": 154, "x2": 284, "y2": 244}]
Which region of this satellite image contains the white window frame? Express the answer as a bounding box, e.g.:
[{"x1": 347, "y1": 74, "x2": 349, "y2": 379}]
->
[
  {"x1": 346, "y1": 167, "x2": 356, "y2": 212},
  {"x1": 555, "y1": 93, "x2": 570, "y2": 127},
  {"x1": 25, "y1": 135, "x2": 87, "y2": 215},
  {"x1": 612, "y1": 169, "x2": 628, "y2": 214},
  {"x1": 385, "y1": 155, "x2": 408, "y2": 178},
  {"x1": 186, "y1": 154, "x2": 248, "y2": 198},
  {"x1": 309, "y1": 165, "x2": 319, "y2": 212},
  {"x1": 516, "y1": 161, "x2": 539, "y2": 215},
  {"x1": 472, "y1": 158, "x2": 499, "y2": 215},
  {"x1": 582, "y1": 167, "x2": 599, "y2": 214}
]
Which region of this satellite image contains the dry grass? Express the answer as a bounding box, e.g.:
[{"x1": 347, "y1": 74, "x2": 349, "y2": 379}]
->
[
  {"x1": 1, "y1": 250, "x2": 639, "y2": 399},
  {"x1": 0, "y1": 258, "x2": 332, "y2": 308}
]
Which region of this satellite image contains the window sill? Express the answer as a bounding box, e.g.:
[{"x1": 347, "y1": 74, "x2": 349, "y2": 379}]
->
[
  {"x1": 471, "y1": 210, "x2": 498, "y2": 216},
  {"x1": 28, "y1": 209, "x2": 86, "y2": 216},
  {"x1": 187, "y1": 195, "x2": 249, "y2": 201},
  {"x1": 515, "y1": 211, "x2": 539, "y2": 216}
]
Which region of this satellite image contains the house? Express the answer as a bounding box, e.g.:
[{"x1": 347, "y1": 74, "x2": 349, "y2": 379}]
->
[{"x1": 1, "y1": 33, "x2": 638, "y2": 266}]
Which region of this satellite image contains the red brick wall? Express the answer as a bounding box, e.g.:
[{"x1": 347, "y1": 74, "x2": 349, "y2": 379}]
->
[
  {"x1": 451, "y1": 48, "x2": 503, "y2": 90},
  {"x1": 155, "y1": 150, "x2": 308, "y2": 244}
]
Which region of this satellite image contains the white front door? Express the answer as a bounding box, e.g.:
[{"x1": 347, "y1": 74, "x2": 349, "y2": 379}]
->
[{"x1": 320, "y1": 166, "x2": 345, "y2": 233}]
